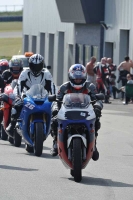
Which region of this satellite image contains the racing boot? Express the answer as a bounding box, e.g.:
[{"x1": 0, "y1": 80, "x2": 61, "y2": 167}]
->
[
  {"x1": 92, "y1": 139, "x2": 99, "y2": 161},
  {"x1": 50, "y1": 139, "x2": 58, "y2": 156},
  {"x1": 6, "y1": 120, "x2": 16, "y2": 138},
  {"x1": 104, "y1": 95, "x2": 111, "y2": 104},
  {"x1": 50, "y1": 119, "x2": 58, "y2": 156}
]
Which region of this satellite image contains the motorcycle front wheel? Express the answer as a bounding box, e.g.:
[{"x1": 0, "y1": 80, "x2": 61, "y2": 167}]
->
[
  {"x1": 72, "y1": 138, "x2": 82, "y2": 182},
  {"x1": 34, "y1": 122, "x2": 43, "y2": 157}
]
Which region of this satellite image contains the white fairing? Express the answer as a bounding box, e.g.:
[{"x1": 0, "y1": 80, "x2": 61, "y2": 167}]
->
[{"x1": 57, "y1": 103, "x2": 96, "y2": 120}]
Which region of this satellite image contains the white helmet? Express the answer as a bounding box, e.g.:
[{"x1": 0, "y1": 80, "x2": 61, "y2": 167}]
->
[{"x1": 68, "y1": 64, "x2": 87, "y2": 90}]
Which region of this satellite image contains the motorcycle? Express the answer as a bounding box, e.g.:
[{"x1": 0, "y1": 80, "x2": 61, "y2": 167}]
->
[
  {"x1": 48, "y1": 92, "x2": 104, "y2": 182},
  {"x1": 0, "y1": 83, "x2": 19, "y2": 145},
  {"x1": 16, "y1": 84, "x2": 52, "y2": 156}
]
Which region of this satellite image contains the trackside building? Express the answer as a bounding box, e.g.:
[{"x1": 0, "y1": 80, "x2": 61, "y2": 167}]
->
[{"x1": 23, "y1": 0, "x2": 133, "y2": 84}]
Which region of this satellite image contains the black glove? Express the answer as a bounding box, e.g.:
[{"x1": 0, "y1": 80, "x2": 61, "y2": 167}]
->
[
  {"x1": 94, "y1": 106, "x2": 102, "y2": 118},
  {"x1": 0, "y1": 93, "x2": 9, "y2": 103},
  {"x1": 52, "y1": 109, "x2": 58, "y2": 117}
]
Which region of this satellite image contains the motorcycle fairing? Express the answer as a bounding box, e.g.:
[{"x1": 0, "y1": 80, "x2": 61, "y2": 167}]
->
[
  {"x1": 18, "y1": 97, "x2": 52, "y2": 146},
  {"x1": 57, "y1": 118, "x2": 95, "y2": 169}
]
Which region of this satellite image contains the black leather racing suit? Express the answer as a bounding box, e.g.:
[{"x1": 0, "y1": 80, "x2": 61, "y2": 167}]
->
[{"x1": 6, "y1": 68, "x2": 56, "y2": 136}]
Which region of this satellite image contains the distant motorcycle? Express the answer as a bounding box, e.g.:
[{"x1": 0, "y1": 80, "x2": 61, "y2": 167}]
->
[
  {"x1": 48, "y1": 93, "x2": 104, "y2": 182},
  {"x1": 16, "y1": 84, "x2": 52, "y2": 156},
  {"x1": 0, "y1": 83, "x2": 19, "y2": 145}
]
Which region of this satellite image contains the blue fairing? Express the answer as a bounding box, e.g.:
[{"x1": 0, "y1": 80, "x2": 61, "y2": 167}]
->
[{"x1": 18, "y1": 96, "x2": 52, "y2": 147}]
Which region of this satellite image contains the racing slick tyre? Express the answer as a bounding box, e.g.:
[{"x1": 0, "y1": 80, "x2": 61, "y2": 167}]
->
[
  {"x1": 34, "y1": 122, "x2": 43, "y2": 157},
  {"x1": 72, "y1": 138, "x2": 82, "y2": 182}
]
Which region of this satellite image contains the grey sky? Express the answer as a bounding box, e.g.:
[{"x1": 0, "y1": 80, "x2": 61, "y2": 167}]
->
[{"x1": 0, "y1": 0, "x2": 23, "y2": 11}]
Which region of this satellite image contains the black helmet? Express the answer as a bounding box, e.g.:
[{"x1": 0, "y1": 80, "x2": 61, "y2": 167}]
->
[
  {"x1": 29, "y1": 54, "x2": 44, "y2": 77},
  {"x1": 9, "y1": 58, "x2": 23, "y2": 79},
  {"x1": 2, "y1": 70, "x2": 13, "y2": 84}
]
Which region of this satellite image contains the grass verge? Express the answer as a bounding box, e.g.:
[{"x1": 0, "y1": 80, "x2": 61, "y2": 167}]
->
[
  {"x1": 0, "y1": 22, "x2": 22, "y2": 32},
  {"x1": 0, "y1": 38, "x2": 22, "y2": 60}
]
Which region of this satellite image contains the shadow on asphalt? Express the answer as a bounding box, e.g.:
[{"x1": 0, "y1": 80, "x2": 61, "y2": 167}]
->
[
  {"x1": 0, "y1": 165, "x2": 38, "y2": 171},
  {"x1": 16, "y1": 152, "x2": 59, "y2": 159},
  {"x1": 67, "y1": 176, "x2": 133, "y2": 187}
]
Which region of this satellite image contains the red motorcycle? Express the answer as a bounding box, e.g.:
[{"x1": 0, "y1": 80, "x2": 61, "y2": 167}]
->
[{"x1": 0, "y1": 84, "x2": 21, "y2": 146}]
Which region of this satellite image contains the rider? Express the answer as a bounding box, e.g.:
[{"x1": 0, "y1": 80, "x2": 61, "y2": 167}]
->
[
  {"x1": 106, "y1": 58, "x2": 117, "y2": 99},
  {"x1": 0, "y1": 59, "x2": 9, "y2": 75},
  {"x1": 50, "y1": 64, "x2": 103, "y2": 161},
  {"x1": 0, "y1": 59, "x2": 10, "y2": 93},
  {"x1": 6, "y1": 53, "x2": 56, "y2": 137},
  {"x1": 93, "y1": 58, "x2": 110, "y2": 103},
  {"x1": 0, "y1": 58, "x2": 23, "y2": 124},
  {"x1": 0, "y1": 58, "x2": 23, "y2": 90}
]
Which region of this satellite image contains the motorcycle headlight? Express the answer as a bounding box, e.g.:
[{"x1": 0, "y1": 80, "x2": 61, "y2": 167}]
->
[{"x1": 33, "y1": 93, "x2": 48, "y2": 99}]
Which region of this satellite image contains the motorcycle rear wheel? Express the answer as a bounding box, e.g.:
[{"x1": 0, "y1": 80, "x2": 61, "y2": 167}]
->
[
  {"x1": 72, "y1": 138, "x2": 82, "y2": 182},
  {"x1": 34, "y1": 122, "x2": 43, "y2": 157}
]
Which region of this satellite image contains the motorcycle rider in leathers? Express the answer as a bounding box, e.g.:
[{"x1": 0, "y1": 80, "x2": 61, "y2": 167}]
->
[
  {"x1": 0, "y1": 58, "x2": 23, "y2": 124},
  {"x1": 106, "y1": 58, "x2": 117, "y2": 99},
  {"x1": 93, "y1": 58, "x2": 110, "y2": 103},
  {"x1": 6, "y1": 54, "x2": 56, "y2": 137},
  {"x1": 50, "y1": 64, "x2": 103, "y2": 161}
]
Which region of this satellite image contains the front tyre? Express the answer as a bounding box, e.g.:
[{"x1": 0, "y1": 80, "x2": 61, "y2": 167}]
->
[
  {"x1": 34, "y1": 122, "x2": 44, "y2": 157},
  {"x1": 72, "y1": 138, "x2": 82, "y2": 182}
]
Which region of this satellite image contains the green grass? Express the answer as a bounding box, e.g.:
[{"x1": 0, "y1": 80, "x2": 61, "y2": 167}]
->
[
  {"x1": 0, "y1": 22, "x2": 22, "y2": 32},
  {"x1": 0, "y1": 38, "x2": 22, "y2": 59},
  {"x1": 0, "y1": 10, "x2": 22, "y2": 16},
  {"x1": 0, "y1": 21, "x2": 22, "y2": 58}
]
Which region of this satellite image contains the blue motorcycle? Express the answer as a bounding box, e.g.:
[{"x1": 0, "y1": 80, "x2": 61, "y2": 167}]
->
[{"x1": 16, "y1": 84, "x2": 52, "y2": 156}]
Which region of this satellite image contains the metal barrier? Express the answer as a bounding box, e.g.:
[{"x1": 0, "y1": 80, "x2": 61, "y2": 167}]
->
[{"x1": 0, "y1": 16, "x2": 22, "y2": 22}]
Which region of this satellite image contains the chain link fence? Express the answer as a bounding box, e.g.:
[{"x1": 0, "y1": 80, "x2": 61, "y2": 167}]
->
[{"x1": 0, "y1": 5, "x2": 23, "y2": 12}]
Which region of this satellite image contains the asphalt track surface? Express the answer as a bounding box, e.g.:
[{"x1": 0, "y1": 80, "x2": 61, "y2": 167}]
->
[
  {"x1": 0, "y1": 31, "x2": 22, "y2": 38},
  {"x1": 0, "y1": 31, "x2": 133, "y2": 199},
  {"x1": 0, "y1": 98, "x2": 133, "y2": 200}
]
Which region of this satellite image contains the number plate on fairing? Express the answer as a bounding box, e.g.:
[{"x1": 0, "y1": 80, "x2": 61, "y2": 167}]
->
[{"x1": 65, "y1": 111, "x2": 90, "y2": 120}]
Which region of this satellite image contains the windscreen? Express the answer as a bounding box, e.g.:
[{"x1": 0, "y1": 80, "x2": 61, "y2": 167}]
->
[
  {"x1": 63, "y1": 93, "x2": 90, "y2": 109},
  {"x1": 26, "y1": 84, "x2": 48, "y2": 99}
]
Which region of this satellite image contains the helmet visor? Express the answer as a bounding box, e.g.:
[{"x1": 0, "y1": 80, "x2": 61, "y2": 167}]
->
[{"x1": 30, "y1": 63, "x2": 43, "y2": 76}]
